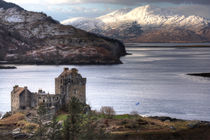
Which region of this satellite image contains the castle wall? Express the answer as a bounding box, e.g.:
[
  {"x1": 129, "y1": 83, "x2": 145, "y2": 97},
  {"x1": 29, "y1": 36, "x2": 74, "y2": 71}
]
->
[
  {"x1": 55, "y1": 68, "x2": 86, "y2": 105},
  {"x1": 25, "y1": 88, "x2": 33, "y2": 109},
  {"x1": 66, "y1": 79, "x2": 86, "y2": 104},
  {"x1": 55, "y1": 78, "x2": 61, "y2": 94},
  {"x1": 31, "y1": 93, "x2": 38, "y2": 108},
  {"x1": 19, "y1": 92, "x2": 26, "y2": 109},
  {"x1": 11, "y1": 90, "x2": 20, "y2": 113},
  {"x1": 37, "y1": 94, "x2": 62, "y2": 110}
]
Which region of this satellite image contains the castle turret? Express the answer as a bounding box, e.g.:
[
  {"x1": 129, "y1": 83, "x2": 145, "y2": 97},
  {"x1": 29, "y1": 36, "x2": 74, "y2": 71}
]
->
[
  {"x1": 11, "y1": 86, "x2": 33, "y2": 113},
  {"x1": 64, "y1": 67, "x2": 69, "y2": 71}
]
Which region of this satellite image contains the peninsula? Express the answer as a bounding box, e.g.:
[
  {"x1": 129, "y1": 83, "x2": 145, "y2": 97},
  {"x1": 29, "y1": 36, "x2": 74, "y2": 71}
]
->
[{"x1": 0, "y1": 0, "x2": 126, "y2": 65}]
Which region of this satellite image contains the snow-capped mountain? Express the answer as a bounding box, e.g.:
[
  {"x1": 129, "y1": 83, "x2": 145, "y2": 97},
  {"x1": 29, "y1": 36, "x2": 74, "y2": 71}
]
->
[{"x1": 62, "y1": 5, "x2": 210, "y2": 43}]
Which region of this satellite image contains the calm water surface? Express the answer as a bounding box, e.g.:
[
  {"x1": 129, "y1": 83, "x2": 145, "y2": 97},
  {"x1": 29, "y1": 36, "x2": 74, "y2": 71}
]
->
[{"x1": 1, "y1": 45, "x2": 210, "y2": 121}]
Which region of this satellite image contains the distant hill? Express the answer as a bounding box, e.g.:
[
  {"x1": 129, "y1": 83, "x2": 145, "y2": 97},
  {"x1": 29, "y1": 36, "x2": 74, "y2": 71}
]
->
[
  {"x1": 0, "y1": 0, "x2": 23, "y2": 10},
  {"x1": 62, "y1": 5, "x2": 210, "y2": 43},
  {"x1": 0, "y1": 0, "x2": 126, "y2": 65}
]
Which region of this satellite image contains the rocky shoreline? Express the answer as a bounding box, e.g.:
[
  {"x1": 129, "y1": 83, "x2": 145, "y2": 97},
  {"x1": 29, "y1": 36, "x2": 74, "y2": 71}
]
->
[{"x1": 3, "y1": 57, "x2": 123, "y2": 65}]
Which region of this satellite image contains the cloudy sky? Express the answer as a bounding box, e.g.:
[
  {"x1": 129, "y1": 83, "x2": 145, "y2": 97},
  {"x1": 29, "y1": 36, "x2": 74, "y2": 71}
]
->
[{"x1": 4, "y1": 0, "x2": 210, "y2": 21}]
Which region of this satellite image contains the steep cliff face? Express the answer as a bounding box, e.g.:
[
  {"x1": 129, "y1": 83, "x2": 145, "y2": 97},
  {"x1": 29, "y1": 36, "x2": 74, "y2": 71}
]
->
[{"x1": 0, "y1": 0, "x2": 126, "y2": 64}]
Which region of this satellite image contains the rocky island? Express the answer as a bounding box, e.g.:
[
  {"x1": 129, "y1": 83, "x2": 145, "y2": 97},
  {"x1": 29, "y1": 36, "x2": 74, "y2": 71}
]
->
[
  {"x1": 0, "y1": 0, "x2": 126, "y2": 65},
  {"x1": 188, "y1": 73, "x2": 210, "y2": 78},
  {"x1": 0, "y1": 65, "x2": 16, "y2": 69}
]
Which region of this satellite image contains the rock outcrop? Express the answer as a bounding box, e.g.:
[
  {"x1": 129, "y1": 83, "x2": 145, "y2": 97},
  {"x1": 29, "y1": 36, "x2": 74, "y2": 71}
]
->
[{"x1": 0, "y1": 0, "x2": 126, "y2": 64}]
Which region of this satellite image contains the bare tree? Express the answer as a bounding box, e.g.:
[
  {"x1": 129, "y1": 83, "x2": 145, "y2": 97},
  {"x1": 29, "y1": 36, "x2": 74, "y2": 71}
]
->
[
  {"x1": 130, "y1": 111, "x2": 139, "y2": 117},
  {"x1": 100, "y1": 106, "x2": 115, "y2": 118}
]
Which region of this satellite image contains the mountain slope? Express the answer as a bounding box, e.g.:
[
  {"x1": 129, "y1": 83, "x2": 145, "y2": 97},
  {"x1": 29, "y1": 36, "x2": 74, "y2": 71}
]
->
[
  {"x1": 62, "y1": 5, "x2": 210, "y2": 43},
  {"x1": 0, "y1": 0, "x2": 126, "y2": 64}
]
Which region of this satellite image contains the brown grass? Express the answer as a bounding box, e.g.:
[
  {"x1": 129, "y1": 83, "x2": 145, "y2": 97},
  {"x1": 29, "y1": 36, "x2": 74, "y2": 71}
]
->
[
  {"x1": 17, "y1": 120, "x2": 38, "y2": 133},
  {"x1": 0, "y1": 113, "x2": 25, "y2": 126}
]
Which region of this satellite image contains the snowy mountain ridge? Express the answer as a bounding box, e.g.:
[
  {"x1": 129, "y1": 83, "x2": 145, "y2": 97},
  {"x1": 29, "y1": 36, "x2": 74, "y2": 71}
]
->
[{"x1": 62, "y1": 5, "x2": 210, "y2": 33}]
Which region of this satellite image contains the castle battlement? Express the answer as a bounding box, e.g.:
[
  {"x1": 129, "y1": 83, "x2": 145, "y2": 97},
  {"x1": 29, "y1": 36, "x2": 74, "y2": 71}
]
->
[{"x1": 11, "y1": 68, "x2": 86, "y2": 113}]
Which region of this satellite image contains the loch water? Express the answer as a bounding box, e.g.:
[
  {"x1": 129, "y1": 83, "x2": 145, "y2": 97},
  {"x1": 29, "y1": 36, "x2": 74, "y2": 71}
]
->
[{"x1": 1, "y1": 44, "x2": 210, "y2": 121}]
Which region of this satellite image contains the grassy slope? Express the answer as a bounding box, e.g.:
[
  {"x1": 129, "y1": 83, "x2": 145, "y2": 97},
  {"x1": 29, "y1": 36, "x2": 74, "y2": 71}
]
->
[
  {"x1": 56, "y1": 113, "x2": 210, "y2": 140},
  {"x1": 1, "y1": 113, "x2": 210, "y2": 140}
]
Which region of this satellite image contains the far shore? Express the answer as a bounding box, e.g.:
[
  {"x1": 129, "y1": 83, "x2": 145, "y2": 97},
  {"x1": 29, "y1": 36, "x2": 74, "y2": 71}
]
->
[
  {"x1": 0, "y1": 65, "x2": 17, "y2": 69},
  {"x1": 125, "y1": 43, "x2": 210, "y2": 47},
  {"x1": 125, "y1": 45, "x2": 210, "y2": 48},
  {"x1": 187, "y1": 73, "x2": 210, "y2": 78}
]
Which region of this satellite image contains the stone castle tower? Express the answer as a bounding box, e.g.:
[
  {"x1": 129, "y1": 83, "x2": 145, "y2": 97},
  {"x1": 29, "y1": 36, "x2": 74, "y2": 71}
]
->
[
  {"x1": 55, "y1": 68, "x2": 86, "y2": 104},
  {"x1": 11, "y1": 68, "x2": 86, "y2": 113}
]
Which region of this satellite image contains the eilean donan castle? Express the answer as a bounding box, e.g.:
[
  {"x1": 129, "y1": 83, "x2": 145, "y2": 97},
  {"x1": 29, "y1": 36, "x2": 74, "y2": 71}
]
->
[{"x1": 11, "y1": 68, "x2": 86, "y2": 113}]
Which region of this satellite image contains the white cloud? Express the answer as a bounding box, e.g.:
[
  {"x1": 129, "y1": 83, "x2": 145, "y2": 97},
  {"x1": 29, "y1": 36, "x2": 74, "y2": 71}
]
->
[
  {"x1": 5, "y1": 0, "x2": 81, "y2": 5},
  {"x1": 47, "y1": 0, "x2": 78, "y2": 4},
  {"x1": 5, "y1": 0, "x2": 43, "y2": 4},
  {"x1": 170, "y1": 4, "x2": 210, "y2": 19},
  {"x1": 5, "y1": 0, "x2": 210, "y2": 5},
  {"x1": 48, "y1": 5, "x2": 102, "y2": 14},
  {"x1": 4, "y1": 0, "x2": 210, "y2": 21}
]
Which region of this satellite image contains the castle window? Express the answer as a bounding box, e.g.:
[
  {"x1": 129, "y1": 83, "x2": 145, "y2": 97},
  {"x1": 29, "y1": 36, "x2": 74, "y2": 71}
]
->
[
  {"x1": 73, "y1": 89, "x2": 78, "y2": 94},
  {"x1": 43, "y1": 100, "x2": 45, "y2": 103},
  {"x1": 54, "y1": 97, "x2": 59, "y2": 101},
  {"x1": 21, "y1": 106, "x2": 26, "y2": 109}
]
